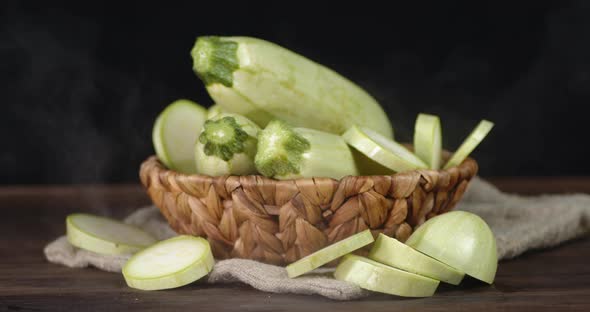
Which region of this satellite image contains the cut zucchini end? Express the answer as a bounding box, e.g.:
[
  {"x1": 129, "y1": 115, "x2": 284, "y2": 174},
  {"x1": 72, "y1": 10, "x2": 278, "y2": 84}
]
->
[
  {"x1": 286, "y1": 229, "x2": 374, "y2": 278},
  {"x1": 66, "y1": 213, "x2": 156, "y2": 255},
  {"x1": 368, "y1": 233, "x2": 464, "y2": 285},
  {"x1": 123, "y1": 235, "x2": 215, "y2": 291},
  {"x1": 334, "y1": 254, "x2": 439, "y2": 297},
  {"x1": 406, "y1": 211, "x2": 498, "y2": 284}
]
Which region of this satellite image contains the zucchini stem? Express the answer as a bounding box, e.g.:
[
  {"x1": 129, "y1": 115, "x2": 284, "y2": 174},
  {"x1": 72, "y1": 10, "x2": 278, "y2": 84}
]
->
[
  {"x1": 255, "y1": 120, "x2": 311, "y2": 177},
  {"x1": 199, "y1": 116, "x2": 249, "y2": 161},
  {"x1": 192, "y1": 36, "x2": 239, "y2": 87}
]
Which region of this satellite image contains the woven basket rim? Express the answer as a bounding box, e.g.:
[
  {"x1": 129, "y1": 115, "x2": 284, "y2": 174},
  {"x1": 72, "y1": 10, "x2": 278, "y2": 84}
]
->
[{"x1": 140, "y1": 149, "x2": 477, "y2": 182}]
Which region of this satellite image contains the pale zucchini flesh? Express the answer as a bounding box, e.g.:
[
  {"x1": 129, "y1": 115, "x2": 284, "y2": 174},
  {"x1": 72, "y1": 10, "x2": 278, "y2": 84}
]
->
[
  {"x1": 334, "y1": 254, "x2": 439, "y2": 297},
  {"x1": 192, "y1": 36, "x2": 393, "y2": 137},
  {"x1": 206, "y1": 104, "x2": 224, "y2": 119},
  {"x1": 205, "y1": 83, "x2": 276, "y2": 127},
  {"x1": 152, "y1": 114, "x2": 168, "y2": 165},
  {"x1": 152, "y1": 99, "x2": 208, "y2": 174},
  {"x1": 405, "y1": 211, "x2": 498, "y2": 284},
  {"x1": 351, "y1": 149, "x2": 394, "y2": 176},
  {"x1": 368, "y1": 234, "x2": 464, "y2": 285},
  {"x1": 343, "y1": 125, "x2": 427, "y2": 173},
  {"x1": 286, "y1": 229, "x2": 374, "y2": 278},
  {"x1": 66, "y1": 214, "x2": 157, "y2": 255},
  {"x1": 444, "y1": 120, "x2": 494, "y2": 169},
  {"x1": 123, "y1": 236, "x2": 215, "y2": 291},
  {"x1": 414, "y1": 114, "x2": 442, "y2": 170}
]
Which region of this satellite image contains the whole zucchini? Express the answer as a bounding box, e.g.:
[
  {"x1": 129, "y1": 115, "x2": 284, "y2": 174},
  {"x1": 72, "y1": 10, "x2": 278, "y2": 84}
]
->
[{"x1": 191, "y1": 36, "x2": 393, "y2": 138}]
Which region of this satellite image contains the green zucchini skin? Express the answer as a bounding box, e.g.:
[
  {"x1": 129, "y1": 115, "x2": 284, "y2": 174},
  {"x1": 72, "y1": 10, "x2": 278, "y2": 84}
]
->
[
  {"x1": 254, "y1": 120, "x2": 359, "y2": 180},
  {"x1": 192, "y1": 36, "x2": 393, "y2": 138}
]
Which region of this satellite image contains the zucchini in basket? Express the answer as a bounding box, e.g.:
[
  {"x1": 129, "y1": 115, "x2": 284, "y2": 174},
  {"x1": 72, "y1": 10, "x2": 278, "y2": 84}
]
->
[
  {"x1": 152, "y1": 99, "x2": 208, "y2": 174},
  {"x1": 195, "y1": 113, "x2": 260, "y2": 176},
  {"x1": 255, "y1": 120, "x2": 359, "y2": 180},
  {"x1": 191, "y1": 36, "x2": 393, "y2": 138}
]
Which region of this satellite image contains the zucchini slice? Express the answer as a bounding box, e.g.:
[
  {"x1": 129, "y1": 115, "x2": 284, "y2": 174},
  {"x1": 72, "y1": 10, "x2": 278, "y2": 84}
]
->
[
  {"x1": 286, "y1": 229, "x2": 374, "y2": 278},
  {"x1": 443, "y1": 120, "x2": 494, "y2": 169},
  {"x1": 368, "y1": 234, "x2": 464, "y2": 285},
  {"x1": 334, "y1": 254, "x2": 439, "y2": 297},
  {"x1": 123, "y1": 236, "x2": 215, "y2": 290},
  {"x1": 414, "y1": 114, "x2": 442, "y2": 170},
  {"x1": 343, "y1": 125, "x2": 427, "y2": 173},
  {"x1": 66, "y1": 213, "x2": 156, "y2": 255},
  {"x1": 153, "y1": 99, "x2": 208, "y2": 174}
]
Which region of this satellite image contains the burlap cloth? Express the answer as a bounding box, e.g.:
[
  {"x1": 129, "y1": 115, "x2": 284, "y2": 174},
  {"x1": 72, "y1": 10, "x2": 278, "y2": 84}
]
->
[{"x1": 44, "y1": 177, "x2": 590, "y2": 300}]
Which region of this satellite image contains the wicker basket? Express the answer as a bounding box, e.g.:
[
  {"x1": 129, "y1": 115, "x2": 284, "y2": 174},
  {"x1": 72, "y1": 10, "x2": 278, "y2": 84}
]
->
[{"x1": 140, "y1": 152, "x2": 478, "y2": 265}]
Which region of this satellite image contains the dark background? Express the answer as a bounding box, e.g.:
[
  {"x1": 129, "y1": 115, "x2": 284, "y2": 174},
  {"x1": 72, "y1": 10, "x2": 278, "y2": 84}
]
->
[{"x1": 2, "y1": 1, "x2": 588, "y2": 184}]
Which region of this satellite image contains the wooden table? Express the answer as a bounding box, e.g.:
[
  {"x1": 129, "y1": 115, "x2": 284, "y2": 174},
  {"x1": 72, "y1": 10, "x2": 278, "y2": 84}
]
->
[{"x1": 1, "y1": 178, "x2": 589, "y2": 311}]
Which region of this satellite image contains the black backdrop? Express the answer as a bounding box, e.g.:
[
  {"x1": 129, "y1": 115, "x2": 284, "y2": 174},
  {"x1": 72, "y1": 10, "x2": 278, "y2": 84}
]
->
[{"x1": 2, "y1": 1, "x2": 589, "y2": 184}]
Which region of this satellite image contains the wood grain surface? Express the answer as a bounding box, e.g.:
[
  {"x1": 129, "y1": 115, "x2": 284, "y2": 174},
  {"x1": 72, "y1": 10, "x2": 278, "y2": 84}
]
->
[{"x1": 0, "y1": 178, "x2": 588, "y2": 311}]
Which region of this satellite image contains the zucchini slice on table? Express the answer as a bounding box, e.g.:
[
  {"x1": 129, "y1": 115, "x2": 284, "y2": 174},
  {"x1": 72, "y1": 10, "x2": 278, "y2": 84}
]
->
[
  {"x1": 369, "y1": 234, "x2": 464, "y2": 285},
  {"x1": 123, "y1": 236, "x2": 215, "y2": 291},
  {"x1": 66, "y1": 213, "x2": 156, "y2": 255},
  {"x1": 334, "y1": 254, "x2": 439, "y2": 297},
  {"x1": 405, "y1": 211, "x2": 498, "y2": 284}
]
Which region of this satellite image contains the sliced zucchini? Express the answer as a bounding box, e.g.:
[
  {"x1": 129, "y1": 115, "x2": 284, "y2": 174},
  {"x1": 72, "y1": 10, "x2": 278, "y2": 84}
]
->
[
  {"x1": 286, "y1": 229, "x2": 374, "y2": 278},
  {"x1": 123, "y1": 235, "x2": 215, "y2": 291},
  {"x1": 414, "y1": 113, "x2": 442, "y2": 170},
  {"x1": 405, "y1": 211, "x2": 498, "y2": 284},
  {"x1": 443, "y1": 120, "x2": 494, "y2": 169},
  {"x1": 152, "y1": 99, "x2": 208, "y2": 174},
  {"x1": 66, "y1": 213, "x2": 157, "y2": 255},
  {"x1": 343, "y1": 125, "x2": 427, "y2": 173},
  {"x1": 368, "y1": 234, "x2": 464, "y2": 285},
  {"x1": 334, "y1": 254, "x2": 439, "y2": 297}
]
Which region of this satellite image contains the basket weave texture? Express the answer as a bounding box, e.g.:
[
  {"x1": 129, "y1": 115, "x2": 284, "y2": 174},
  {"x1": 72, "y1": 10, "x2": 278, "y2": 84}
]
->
[{"x1": 140, "y1": 154, "x2": 478, "y2": 265}]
